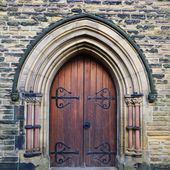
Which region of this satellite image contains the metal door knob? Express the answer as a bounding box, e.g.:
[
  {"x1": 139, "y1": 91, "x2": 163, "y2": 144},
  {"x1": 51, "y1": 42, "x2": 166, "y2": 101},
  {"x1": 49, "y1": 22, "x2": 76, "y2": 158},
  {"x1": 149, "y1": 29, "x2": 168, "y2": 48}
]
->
[{"x1": 83, "y1": 121, "x2": 90, "y2": 129}]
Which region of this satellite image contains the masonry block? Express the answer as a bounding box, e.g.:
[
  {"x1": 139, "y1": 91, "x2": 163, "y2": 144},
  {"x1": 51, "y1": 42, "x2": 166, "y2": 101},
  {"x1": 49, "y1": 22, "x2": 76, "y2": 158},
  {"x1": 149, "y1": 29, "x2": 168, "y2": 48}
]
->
[
  {"x1": 14, "y1": 105, "x2": 24, "y2": 121},
  {"x1": 15, "y1": 135, "x2": 24, "y2": 150}
]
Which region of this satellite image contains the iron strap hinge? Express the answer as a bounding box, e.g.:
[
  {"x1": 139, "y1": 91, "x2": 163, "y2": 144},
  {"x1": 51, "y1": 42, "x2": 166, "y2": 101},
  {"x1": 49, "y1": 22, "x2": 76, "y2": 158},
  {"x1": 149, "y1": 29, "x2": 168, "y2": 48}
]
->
[
  {"x1": 51, "y1": 142, "x2": 79, "y2": 164},
  {"x1": 51, "y1": 96, "x2": 79, "y2": 100},
  {"x1": 87, "y1": 88, "x2": 115, "y2": 109},
  {"x1": 88, "y1": 96, "x2": 115, "y2": 100},
  {"x1": 86, "y1": 143, "x2": 115, "y2": 165},
  {"x1": 51, "y1": 87, "x2": 80, "y2": 108}
]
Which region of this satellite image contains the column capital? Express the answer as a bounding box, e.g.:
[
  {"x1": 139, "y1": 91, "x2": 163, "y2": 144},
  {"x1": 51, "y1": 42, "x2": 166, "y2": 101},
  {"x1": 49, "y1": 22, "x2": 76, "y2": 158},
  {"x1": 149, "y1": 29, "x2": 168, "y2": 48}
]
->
[
  {"x1": 21, "y1": 91, "x2": 42, "y2": 103},
  {"x1": 132, "y1": 97, "x2": 142, "y2": 106},
  {"x1": 125, "y1": 96, "x2": 133, "y2": 106},
  {"x1": 125, "y1": 94, "x2": 143, "y2": 106}
]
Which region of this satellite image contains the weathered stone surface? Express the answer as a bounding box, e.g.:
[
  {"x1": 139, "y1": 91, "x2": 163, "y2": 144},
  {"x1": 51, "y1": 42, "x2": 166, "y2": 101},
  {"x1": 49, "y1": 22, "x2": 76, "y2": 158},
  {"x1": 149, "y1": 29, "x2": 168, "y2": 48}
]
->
[
  {"x1": 71, "y1": 8, "x2": 82, "y2": 13},
  {"x1": 20, "y1": 21, "x2": 38, "y2": 26},
  {"x1": 0, "y1": 0, "x2": 169, "y2": 169},
  {"x1": 125, "y1": 19, "x2": 141, "y2": 24},
  {"x1": 14, "y1": 105, "x2": 24, "y2": 120},
  {"x1": 84, "y1": 0, "x2": 101, "y2": 4},
  {"x1": 0, "y1": 157, "x2": 18, "y2": 163},
  {"x1": 67, "y1": 0, "x2": 83, "y2": 2},
  {"x1": 0, "y1": 163, "x2": 18, "y2": 170},
  {"x1": 152, "y1": 74, "x2": 165, "y2": 79},
  {"x1": 147, "y1": 48, "x2": 158, "y2": 53},
  {"x1": 117, "y1": 13, "x2": 130, "y2": 19},
  {"x1": 7, "y1": 22, "x2": 20, "y2": 26},
  {"x1": 0, "y1": 57, "x2": 5, "y2": 62},
  {"x1": 0, "y1": 68, "x2": 13, "y2": 72},
  {"x1": 15, "y1": 135, "x2": 24, "y2": 150},
  {"x1": 103, "y1": 0, "x2": 122, "y2": 5},
  {"x1": 131, "y1": 14, "x2": 146, "y2": 19},
  {"x1": 32, "y1": 16, "x2": 48, "y2": 22},
  {"x1": 163, "y1": 64, "x2": 170, "y2": 68},
  {"x1": 49, "y1": 0, "x2": 60, "y2": 2},
  {"x1": 147, "y1": 131, "x2": 169, "y2": 136}
]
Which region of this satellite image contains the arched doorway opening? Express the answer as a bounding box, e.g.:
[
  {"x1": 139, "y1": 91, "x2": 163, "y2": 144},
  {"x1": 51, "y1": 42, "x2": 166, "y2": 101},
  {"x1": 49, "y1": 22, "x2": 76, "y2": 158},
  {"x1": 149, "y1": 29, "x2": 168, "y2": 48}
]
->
[
  {"x1": 50, "y1": 55, "x2": 117, "y2": 167},
  {"x1": 11, "y1": 14, "x2": 156, "y2": 169}
]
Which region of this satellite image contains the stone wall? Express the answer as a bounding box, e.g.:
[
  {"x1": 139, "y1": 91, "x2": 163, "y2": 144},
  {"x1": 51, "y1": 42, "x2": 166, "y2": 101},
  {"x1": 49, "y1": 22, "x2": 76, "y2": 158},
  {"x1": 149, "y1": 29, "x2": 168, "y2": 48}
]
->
[{"x1": 0, "y1": 0, "x2": 170, "y2": 169}]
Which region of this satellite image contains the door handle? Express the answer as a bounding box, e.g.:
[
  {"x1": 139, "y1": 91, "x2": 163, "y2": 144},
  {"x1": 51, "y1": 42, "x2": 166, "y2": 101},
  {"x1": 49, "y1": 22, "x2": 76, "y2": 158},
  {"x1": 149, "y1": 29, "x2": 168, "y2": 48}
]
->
[{"x1": 83, "y1": 121, "x2": 90, "y2": 129}]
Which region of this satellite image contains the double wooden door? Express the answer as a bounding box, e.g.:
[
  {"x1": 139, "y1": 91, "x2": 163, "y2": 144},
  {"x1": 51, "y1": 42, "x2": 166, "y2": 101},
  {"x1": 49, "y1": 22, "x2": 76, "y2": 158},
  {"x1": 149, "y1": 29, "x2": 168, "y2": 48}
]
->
[{"x1": 50, "y1": 56, "x2": 116, "y2": 167}]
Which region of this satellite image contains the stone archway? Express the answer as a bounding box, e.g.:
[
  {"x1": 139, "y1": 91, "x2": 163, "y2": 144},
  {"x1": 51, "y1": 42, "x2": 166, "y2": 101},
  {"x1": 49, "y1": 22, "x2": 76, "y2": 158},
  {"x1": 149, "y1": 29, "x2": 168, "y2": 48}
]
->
[{"x1": 11, "y1": 14, "x2": 156, "y2": 169}]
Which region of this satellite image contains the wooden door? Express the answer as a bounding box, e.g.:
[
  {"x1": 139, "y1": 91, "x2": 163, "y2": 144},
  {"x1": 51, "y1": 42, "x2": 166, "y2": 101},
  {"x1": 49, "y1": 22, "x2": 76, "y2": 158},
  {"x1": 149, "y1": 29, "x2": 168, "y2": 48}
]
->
[{"x1": 50, "y1": 56, "x2": 116, "y2": 167}]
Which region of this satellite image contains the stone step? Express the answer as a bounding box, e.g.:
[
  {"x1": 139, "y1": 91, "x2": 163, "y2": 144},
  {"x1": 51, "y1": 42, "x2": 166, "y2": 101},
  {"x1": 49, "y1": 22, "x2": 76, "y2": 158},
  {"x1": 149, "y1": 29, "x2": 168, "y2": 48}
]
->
[{"x1": 51, "y1": 167, "x2": 117, "y2": 170}]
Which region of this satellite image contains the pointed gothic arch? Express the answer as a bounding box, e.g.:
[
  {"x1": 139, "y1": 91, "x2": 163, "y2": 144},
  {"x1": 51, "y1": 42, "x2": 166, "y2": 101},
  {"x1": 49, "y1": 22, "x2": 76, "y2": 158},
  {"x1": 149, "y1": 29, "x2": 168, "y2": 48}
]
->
[{"x1": 11, "y1": 14, "x2": 157, "y2": 168}]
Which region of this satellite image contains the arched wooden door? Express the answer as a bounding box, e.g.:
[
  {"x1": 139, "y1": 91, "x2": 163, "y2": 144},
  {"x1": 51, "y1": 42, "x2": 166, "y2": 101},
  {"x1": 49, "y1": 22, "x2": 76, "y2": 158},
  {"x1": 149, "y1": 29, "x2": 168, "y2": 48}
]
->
[{"x1": 50, "y1": 56, "x2": 117, "y2": 167}]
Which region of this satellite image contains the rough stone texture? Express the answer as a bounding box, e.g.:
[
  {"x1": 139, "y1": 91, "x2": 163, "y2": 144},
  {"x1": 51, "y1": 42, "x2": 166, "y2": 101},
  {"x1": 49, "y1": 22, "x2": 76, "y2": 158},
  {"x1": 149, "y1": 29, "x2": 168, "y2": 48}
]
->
[{"x1": 0, "y1": 0, "x2": 170, "y2": 169}]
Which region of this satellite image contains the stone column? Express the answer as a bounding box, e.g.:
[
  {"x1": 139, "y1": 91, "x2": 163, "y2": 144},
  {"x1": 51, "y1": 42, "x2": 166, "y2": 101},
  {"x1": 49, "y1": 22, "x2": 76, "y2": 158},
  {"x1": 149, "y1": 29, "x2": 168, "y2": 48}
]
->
[
  {"x1": 125, "y1": 97, "x2": 134, "y2": 151},
  {"x1": 133, "y1": 97, "x2": 142, "y2": 154},
  {"x1": 26, "y1": 102, "x2": 33, "y2": 151},
  {"x1": 23, "y1": 92, "x2": 42, "y2": 157},
  {"x1": 34, "y1": 102, "x2": 41, "y2": 151},
  {"x1": 125, "y1": 94, "x2": 143, "y2": 156}
]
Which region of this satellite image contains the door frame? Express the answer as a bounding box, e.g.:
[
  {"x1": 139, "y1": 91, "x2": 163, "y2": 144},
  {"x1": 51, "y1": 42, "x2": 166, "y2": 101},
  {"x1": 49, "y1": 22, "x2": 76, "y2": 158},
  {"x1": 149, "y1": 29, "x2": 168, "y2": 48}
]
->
[{"x1": 12, "y1": 14, "x2": 156, "y2": 169}]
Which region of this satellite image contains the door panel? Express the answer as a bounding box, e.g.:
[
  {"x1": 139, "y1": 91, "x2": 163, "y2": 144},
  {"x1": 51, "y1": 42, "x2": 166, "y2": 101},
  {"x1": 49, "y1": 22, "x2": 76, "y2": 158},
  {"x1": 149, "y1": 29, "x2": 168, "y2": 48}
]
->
[
  {"x1": 50, "y1": 58, "x2": 84, "y2": 167},
  {"x1": 50, "y1": 56, "x2": 116, "y2": 167},
  {"x1": 84, "y1": 59, "x2": 116, "y2": 166}
]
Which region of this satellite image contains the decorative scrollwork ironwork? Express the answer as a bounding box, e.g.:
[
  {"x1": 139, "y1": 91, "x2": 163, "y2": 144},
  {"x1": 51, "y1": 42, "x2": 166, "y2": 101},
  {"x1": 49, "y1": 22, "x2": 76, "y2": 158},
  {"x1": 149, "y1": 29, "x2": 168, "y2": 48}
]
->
[
  {"x1": 88, "y1": 88, "x2": 115, "y2": 109},
  {"x1": 87, "y1": 142, "x2": 115, "y2": 165},
  {"x1": 50, "y1": 142, "x2": 79, "y2": 164},
  {"x1": 51, "y1": 87, "x2": 80, "y2": 108}
]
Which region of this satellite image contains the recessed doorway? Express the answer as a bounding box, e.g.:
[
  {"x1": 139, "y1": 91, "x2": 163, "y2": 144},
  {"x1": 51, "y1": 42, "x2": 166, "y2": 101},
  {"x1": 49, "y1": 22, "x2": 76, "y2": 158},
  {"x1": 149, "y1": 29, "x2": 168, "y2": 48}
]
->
[{"x1": 50, "y1": 55, "x2": 117, "y2": 168}]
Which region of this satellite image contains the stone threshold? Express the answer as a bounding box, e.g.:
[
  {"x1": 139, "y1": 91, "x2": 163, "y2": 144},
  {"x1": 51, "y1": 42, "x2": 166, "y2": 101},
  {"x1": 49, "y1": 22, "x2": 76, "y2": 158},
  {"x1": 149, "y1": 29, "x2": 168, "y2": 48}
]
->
[{"x1": 51, "y1": 167, "x2": 118, "y2": 170}]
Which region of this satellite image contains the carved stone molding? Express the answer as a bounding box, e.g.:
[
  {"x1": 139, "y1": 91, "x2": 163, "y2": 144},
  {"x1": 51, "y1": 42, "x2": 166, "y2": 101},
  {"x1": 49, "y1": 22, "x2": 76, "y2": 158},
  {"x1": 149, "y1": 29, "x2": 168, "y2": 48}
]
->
[
  {"x1": 21, "y1": 91, "x2": 42, "y2": 103},
  {"x1": 125, "y1": 97, "x2": 134, "y2": 106},
  {"x1": 132, "y1": 98, "x2": 142, "y2": 106}
]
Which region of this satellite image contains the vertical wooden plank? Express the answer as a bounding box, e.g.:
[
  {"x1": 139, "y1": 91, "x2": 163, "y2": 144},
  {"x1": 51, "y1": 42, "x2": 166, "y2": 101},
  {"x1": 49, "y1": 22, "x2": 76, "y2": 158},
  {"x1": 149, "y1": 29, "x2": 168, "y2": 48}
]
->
[
  {"x1": 50, "y1": 65, "x2": 65, "y2": 166},
  {"x1": 101, "y1": 63, "x2": 108, "y2": 144},
  {"x1": 89, "y1": 58, "x2": 97, "y2": 166},
  {"x1": 76, "y1": 57, "x2": 84, "y2": 166},
  {"x1": 50, "y1": 68, "x2": 58, "y2": 166},
  {"x1": 58, "y1": 66, "x2": 65, "y2": 143},
  {"x1": 67, "y1": 58, "x2": 82, "y2": 166},
  {"x1": 83, "y1": 57, "x2": 91, "y2": 166},
  {"x1": 70, "y1": 59, "x2": 76, "y2": 166},
  {"x1": 63, "y1": 60, "x2": 71, "y2": 146},
  {"x1": 94, "y1": 60, "x2": 103, "y2": 167}
]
